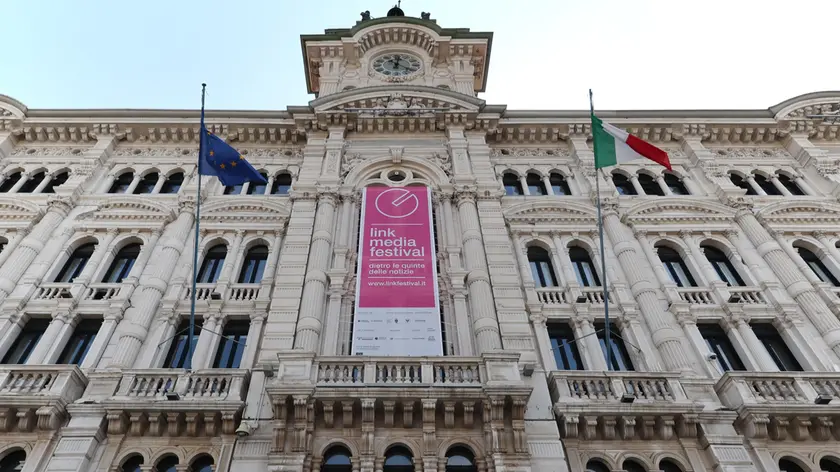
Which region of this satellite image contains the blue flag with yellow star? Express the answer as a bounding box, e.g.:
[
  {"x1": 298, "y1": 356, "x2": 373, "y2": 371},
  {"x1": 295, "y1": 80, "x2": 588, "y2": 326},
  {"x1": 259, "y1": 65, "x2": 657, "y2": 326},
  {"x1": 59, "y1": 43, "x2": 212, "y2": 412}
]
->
[{"x1": 198, "y1": 127, "x2": 267, "y2": 186}]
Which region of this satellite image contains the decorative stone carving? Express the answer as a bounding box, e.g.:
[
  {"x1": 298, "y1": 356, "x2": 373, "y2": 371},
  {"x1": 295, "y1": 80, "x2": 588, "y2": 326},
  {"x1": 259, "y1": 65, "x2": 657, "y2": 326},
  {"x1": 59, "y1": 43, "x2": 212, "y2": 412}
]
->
[
  {"x1": 10, "y1": 146, "x2": 87, "y2": 156},
  {"x1": 490, "y1": 148, "x2": 570, "y2": 158},
  {"x1": 709, "y1": 147, "x2": 792, "y2": 159}
]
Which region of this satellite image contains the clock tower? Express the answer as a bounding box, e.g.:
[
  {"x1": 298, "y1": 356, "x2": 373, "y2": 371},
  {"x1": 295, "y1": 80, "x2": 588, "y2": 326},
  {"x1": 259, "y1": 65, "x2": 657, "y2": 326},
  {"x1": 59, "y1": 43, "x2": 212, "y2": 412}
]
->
[{"x1": 300, "y1": 6, "x2": 493, "y2": 97}]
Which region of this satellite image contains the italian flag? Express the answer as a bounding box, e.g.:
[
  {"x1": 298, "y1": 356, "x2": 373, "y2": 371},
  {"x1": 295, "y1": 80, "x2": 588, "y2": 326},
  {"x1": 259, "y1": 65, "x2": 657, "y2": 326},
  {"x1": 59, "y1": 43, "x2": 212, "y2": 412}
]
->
[{"x1": 591, "y1": 115, "x2": 672, "y2": 170}]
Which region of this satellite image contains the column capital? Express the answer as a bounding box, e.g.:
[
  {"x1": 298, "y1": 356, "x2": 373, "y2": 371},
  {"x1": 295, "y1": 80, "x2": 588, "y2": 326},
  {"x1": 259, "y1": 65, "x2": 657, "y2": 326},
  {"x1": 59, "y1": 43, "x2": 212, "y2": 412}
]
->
[
  {"x1": 723, "y1": 228, "x2": 740, "y2": 239},
  {"x1": 453, "y1": 187, "x2": 477, "y2": 205},
  {"x1": 46, "y1": 195, "x2": 74, "y2": 215},
  {"x1": 813, "y1": 230, "x2": 828, "y2": 241},
  {"x1": 725, "y1": 196, "x2": 754, "y2": 214},
  {"x1": 528, "y1": 313, "x2": 547, "y2": 326},
  {"x1": 632, "y1": 227, "x2": 647, "y2": 239},
  {"x1": 549, "y1": 230, "x2": 562, "y2": 240},
  {"x1": 678, "y1": 229, "x2": 693, "y2": 240}
]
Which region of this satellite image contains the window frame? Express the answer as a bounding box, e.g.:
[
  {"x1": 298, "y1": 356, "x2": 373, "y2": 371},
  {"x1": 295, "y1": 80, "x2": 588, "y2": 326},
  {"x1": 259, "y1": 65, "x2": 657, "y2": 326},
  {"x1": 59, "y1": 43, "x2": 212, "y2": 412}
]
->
[
  {"x1": 569, "y1": 247, "x2": 601, "y2": 287},
  {"x1": 547, "y1": 323, "x2": 583, "y2": 370},
  {"x1": 698, "y1": 323, "x2": 745, "y2": 372}
]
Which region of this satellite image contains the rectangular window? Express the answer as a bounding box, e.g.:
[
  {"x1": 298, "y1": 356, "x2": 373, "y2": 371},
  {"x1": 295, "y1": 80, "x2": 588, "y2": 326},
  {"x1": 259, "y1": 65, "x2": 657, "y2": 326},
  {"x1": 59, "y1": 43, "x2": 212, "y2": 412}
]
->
[
  {"x1": 547, "y1": 323, "x2": 583, "y2": 370},
  {"x1": 751, "y1": 323, "x2": 803, "y2": 371},
  {"x1": 663, "y1": 260, "x2": 696, "y2": 287},
  {"x1": 212, "y1": 320, "x2": 249, "y2": 369},
  {"x1": 57, "y1": 319, "x2": 103, "y2": 365},
  {"x1": 698, "y1": 323, "x2": 745, "y2": 372},
  {"x1": 164, "y1": 320, "x2": 203, "y2": 369},
  {"x1": 2, "y1": 318, "x2": 50, "y2": 364},
  {"x1": 594, "y1": 322, "x2": 634, "y2": 371}
]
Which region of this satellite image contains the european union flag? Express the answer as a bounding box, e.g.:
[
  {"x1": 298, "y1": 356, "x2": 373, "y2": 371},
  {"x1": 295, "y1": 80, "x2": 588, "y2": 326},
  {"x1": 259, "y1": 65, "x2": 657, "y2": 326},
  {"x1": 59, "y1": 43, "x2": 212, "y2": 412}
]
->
[{"x1": 199, "y1": 127, "x2": 267, "y2": 186}]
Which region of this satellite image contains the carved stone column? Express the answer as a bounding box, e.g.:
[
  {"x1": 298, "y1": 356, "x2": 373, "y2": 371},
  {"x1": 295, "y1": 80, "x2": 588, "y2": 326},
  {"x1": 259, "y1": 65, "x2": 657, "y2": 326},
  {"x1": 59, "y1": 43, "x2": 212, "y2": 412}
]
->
[
  {"x1": 215, "y1": 229, "x2": 245, "y2": 295},
  {"x1": 0, "y1": 228, "x2": 28, "y2": 269},
  {"x1": 25, "y1": 311, "x2": 72, "y2": 365},
  {"x1": 73, "y1": 228, "x2": 118, "y2": 287},
  {"x1": 193, "y1": 312, "x2": 223, "y2": 369}
]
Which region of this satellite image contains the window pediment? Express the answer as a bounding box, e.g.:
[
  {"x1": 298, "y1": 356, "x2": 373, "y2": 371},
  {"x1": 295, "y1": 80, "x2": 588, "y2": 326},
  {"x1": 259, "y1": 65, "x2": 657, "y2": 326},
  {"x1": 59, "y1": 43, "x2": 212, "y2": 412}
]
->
[
  {"x1": 504, "y1": 201, "x2": 595, "y2": 226},
  {"x1": 757, "y1": 200, "x2": 840, "y2": 225},
  {"x1": 311, "y1": 86, "x2": 483, "y2": 113},
  {"x1": 622, "y1": 198, "x2": 735, "y2": 226},
  {"x1": 200, "y1": 199, "x2": 290, "y2": 227},
  {"x1": 77, "y1": 198, "x2": 177, "y2": 228},
  {"x1": 0, "y1": 198, "x2": 42, "y2": 224}
]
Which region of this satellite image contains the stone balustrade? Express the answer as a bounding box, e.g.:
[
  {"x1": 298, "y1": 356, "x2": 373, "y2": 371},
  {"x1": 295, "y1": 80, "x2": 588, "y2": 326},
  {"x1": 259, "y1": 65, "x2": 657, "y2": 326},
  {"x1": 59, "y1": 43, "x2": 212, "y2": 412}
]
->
[
  {"x1": 726, "y1": 286, "x2": 767, "y2": 304},
  {"x1": 549, "y1": 371, "x2": 688, "y2": 404},
  {"x1": 33, "y1": 282, "x2": 73, "y2": 300},
  {"x1": 227, "y1": 283, "x2": 261, "y2": 301},
  {"x1": 112, "y1": 368, "x2": 249, "y2": 401},
  {"x1": 675, "y1": 287, "x2": 716, "y2": 305},
  {"x1": 535, "y1": 287, "x2": 568, "y2": 305},
  {"x1": 314, "y1": 356, "x2": 484, "y2": 387},
  {"x1": 0, "y1": 365, "x2": 87, "y2": 432},
  {"x1": 82, "y1": 282, "x2": 124, "y2": 301},
  {"x1": 183, "y1": 283, "x2": 216, "y2": 301}
]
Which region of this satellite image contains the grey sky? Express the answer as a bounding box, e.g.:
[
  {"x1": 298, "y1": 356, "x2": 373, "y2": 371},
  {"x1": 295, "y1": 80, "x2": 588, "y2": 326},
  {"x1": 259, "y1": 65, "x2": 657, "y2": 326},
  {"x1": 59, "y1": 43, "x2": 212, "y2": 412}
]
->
[{"x1": 3, "y1": 0, "x2": 837, "y2": 111}]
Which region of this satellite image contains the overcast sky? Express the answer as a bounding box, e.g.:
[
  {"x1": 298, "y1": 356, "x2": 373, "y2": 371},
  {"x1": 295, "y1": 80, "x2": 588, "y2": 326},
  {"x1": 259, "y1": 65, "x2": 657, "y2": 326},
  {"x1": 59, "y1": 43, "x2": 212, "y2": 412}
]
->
[{"x1": 3, "y1": 0, "x2": 838, "y2": 111}]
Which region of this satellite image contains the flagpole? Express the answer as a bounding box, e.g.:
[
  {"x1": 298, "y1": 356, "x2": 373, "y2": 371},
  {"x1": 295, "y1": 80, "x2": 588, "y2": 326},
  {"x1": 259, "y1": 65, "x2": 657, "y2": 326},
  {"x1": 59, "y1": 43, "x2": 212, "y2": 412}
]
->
[
  {"x1": 187, "y1": 83, "x2": 206, "y2": 371},
  {"x1": 589, "y1": 89, "x2": 612, "y2": 370}
]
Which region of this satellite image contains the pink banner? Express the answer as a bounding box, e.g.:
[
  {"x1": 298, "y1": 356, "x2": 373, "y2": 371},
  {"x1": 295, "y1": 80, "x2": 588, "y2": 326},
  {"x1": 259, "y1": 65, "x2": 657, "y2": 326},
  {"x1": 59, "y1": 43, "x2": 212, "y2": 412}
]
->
[{"x1": 352, "y1": 186, "x2": 443, "y2": 356}]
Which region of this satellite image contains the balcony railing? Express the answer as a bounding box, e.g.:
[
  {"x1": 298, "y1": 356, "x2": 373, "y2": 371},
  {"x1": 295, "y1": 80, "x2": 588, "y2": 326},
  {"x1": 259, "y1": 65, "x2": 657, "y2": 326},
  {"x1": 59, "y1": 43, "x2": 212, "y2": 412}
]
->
[
  {"x1": 0, "y1": 365, "x2": 87, "y2": 399},
  {"x1": 114, "y1": 369, "x2": 249, "y2": 401},
  {"x1": 726, "y1": 287, "x2": 766, "y2": 304},
  {"x1": 315, "y1": 357, "x2": 483, "y2": 387},
  {"x1": 549, "y1": 371, "x2": 688, "y2": 404},
  {"x1": 715, "y1": 372, "x2": 840, "y2": 408},
  {"x1": 227, "y1": 283, "x2": 260, "y2": 301},
  {"x1": 82, "y1": 282, "x2": 123, "y2": 301},
  {"x1": 183, "y1": 283, "x2": 216, "y2": 301},
  {"x1": 580, "y1": 287, "x2": 609, "y2": 304},
  {"x1": 535, "y1": 287, "x2": 568, "y2": 305},
  {"x1": 676, "y1": 287, "x2": 715, "y2": 305},
  {"x1": 33, "y1": 283, "x2": 73, "y2": 300}
]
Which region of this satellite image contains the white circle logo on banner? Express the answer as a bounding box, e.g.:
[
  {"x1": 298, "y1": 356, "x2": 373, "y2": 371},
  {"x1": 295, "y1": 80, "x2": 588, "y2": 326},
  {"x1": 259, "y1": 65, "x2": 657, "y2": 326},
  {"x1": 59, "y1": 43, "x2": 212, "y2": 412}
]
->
[{"x1": 374, "y1": 188, "x2": 420, "y2": 219}]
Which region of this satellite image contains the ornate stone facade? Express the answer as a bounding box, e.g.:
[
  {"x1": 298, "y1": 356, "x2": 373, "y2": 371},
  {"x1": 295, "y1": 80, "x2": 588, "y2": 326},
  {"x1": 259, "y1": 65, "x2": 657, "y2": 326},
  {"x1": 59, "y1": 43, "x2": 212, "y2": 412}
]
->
[{"x1": 1, "y1": 8, "x2": 840, "y2": 472}]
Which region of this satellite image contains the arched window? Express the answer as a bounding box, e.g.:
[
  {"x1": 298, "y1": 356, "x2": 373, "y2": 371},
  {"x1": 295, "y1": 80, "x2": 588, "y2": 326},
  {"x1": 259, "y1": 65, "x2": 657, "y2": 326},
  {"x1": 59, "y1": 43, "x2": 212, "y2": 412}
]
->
[
  {"x1": 102, "y1": 244, "x2": 141, "y2": 283},
  {"x1": 321, "y1": 446, "x2": 353, "y2": 472},
  {"x1": 526, "y1": 173, "x2": 547, "y2": 195},
  {"x1": 197, "y1": 244, "x2": 227, "y2": 283},
  {"x1": 797, "y1": 246, "x2": 839, "y2": 285},
  {"x1": 0, "y1": 172, "x2": 22, "y2": 193},
  {"x1": 584, "y1": 459, "x2": 610, "y2": 472},
  {"x1": 612, "y1": 173, "x2": 636, "y2": 195},
  {"x1": 569, "y1": 247, "x2": 600, "y2": 287},
  {"x1": 42, "y1": 172, "x2": 69, "y2": 194},
  {"x1": 55, "y1": 243, "x2": 96, "y2": 283},
  {"x1": 247, "y1": 172, "x2": 269, "y2": 195},
  {"x1": 0, "y1": 450, "x2": 25, "y2": 472},
  {"x1": 622, "y1": 459, "x2": 646, "y2": 472},
  {"x1": 133, "y1": 173, "x2": 159, "y2": 194},
  {"x1": 109, "y1": 172, "x2": 134, "y2": 194},
  {"x1": 701, "y1": 245, "x2": 745, "y2": 286},
  {"x1": 637, "y1": 173, "x2": 664, "y2": 196},
  {"x1": 272, "y1": 173, "x2": 293, "y2": 195},
  {"x1": 383, "y1": 446, "x2": 413, "y2": 472},
  {"x1": 154, "y1": 455, "x2": 178, "y2": 472},
  {"x1": 549, "y1": 173, "x2": 571, "y2": 195},
  {"x1": 445, "y1": 447, "x2": 477, "y2": 472},
  {"x1": 820, "y1": 457, "x2": 840, "y2": 472},
  {"x1": 160, "y1": 172, "x2": 184, "y2": 194},
  {"x1": 663, "y1": 173, "x2": 689, "y2": 195},
  {"x1": 120, "y1": 455, "x2": 143, "y2": 472},
  {"x1": 502, "y1": 173, "x2": 523, "y2": 196},
  {"x1": 753, "y1": 174, "x2": 781, "y2": 195},
  {"x1": 224, "y1": 183, "x2": 244, "y2": 195},
  {"x1": 190, "y1": 454, "x2": 214, "y2": 472},
  {"x1": 656, "y1": 246, "x2": 696, "y2": 287},
  {"x1": 777, "y1": 174, "x2": 805, "y2": 195},
  {"x1": 238, "y1": 245, "x2": 269, "y2": 283},
  {"x1": 729, "y1": 173, "x2": 756, "y2": 195},
  {"x1": 659, "y1": 459, "x2": 684, "y2": 472},
  {"x1": 57, "y1": 319, "x2": 102, "y2": 365},
  {"x1": 527, "y1": 246, "x2": 558, "y2": 287},
  {"x1": 778, "y1": 458, "x2": 807, "y2": 472},
  {"x1": 18, "y1": 171, "x2": 45, "y2": 193}
]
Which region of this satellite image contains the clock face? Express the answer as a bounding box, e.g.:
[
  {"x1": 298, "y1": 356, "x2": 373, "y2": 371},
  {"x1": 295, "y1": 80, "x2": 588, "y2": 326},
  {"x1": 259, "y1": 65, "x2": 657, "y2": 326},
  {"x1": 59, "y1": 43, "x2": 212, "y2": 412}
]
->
[{"x1": 372, "y1": 53, "x2": 422, "y2": 77}]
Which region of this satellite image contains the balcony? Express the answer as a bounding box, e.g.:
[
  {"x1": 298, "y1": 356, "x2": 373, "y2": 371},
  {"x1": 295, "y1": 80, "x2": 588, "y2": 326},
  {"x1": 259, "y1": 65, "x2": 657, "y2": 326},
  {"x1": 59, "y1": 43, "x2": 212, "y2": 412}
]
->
[
  {"x1": 226, "y1": 283, "x2": 261, "y2": 302},
  {"x1": 82, "y1": 282, "x2": 125, "y2": 301},
  {"x1": 548, "y1": 371, "x2": 702, "y2": 441},
  {"x1": 32, "y1": 282, "x2": 73, "y2": 300},
  {"x1": 675, "y1": 287, "x2": 715, "y2": 305},
  {"x1": 726, "y1": 286, "x2": 767, "y2": 305},
  {"x1": 715, "y1": 372, "x2": 840, "y2": 441},
  {"x1": 315, "y1": 357, "x2": 484, "y2": 387},
  {"x1": 97, "y1": 368, "x2": 249, "y2": 437},
  {"x1": 0, "y1": 365, "x2": 87, "y2": 432}
]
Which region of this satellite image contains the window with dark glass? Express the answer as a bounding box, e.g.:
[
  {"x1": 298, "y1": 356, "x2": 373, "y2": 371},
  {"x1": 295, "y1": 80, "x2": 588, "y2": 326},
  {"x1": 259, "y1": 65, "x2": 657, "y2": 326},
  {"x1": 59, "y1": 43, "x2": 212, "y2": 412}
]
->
[
  {"x1": 778, "y1": 458, "x2": 807, "y2": 472},
  {"x1": 383, "y1": 446, "x2": 413, "y2": 472},
  {"x1": 698, "y1": 324, "x2": 745, "y2": 372},
  {"x1": 197, "y1": 244, "x2": 227, "y2": 283},
  {"x1": 819, "y1": 457, "x2": 840, "y2": 472},
  {"x1": 526, "y1": 173, "x2": 547, "y2": 195},
  {"x1": 57, "y1": 319, "x2": 102, "y2": 365},
  {"x1": 584, "y1": 460, "x2": 610, "y2": 472},
  {"x1": 55, "y1": 243, "x2": 96, "y2": 283},
  {"x1": 656, "y1": 246, "x2": 696, "y2": 287},
  {"x1": 612, "y1": 173, "x2": 636, "y2": 195},
  {"x1": 321, "y1": 446, "x2": 352, "y2": 472},
  {"x1": 752, "y1": 324, "x2": 803, "y2": 371},
  {"x1": 701, "y1": 245, "x2": 745, "y2": 287},
  {"x1": 445, "y1": 447, "x2": 477, "y2": 472},
  {"x1": 163, "y1": 320, "x2": 202, "y2": 369},
  {"x1": 549, "y1": 173, "x2": 571, "y2": 195},
  {"x1": 237, "y1": 245, "x2": 268, "y2": 283},
  {"x1": 190, "y1": 455, "x2": 214, "y2": 472},
  {"x1": 212, "y1": 320, "x2": 249, "y2": 369},
  {"x1": 729, "y1": 173, "x2": 756, "y2": 195},
  {"x1": 595, "y1": 322, "x2": 634, "y2": 371},
  {"x1": 502, "y1": 173, "x2": 523, "y2": 196},
  {"x1": 224, "y1": 183, "x2": 244, "y2": 195},
  {"x1": 17, "y1": 171, "x2": 45, "y2": 193},
  {"x1": 527, "y1": 246, "x2": 558, "y2": 287},
  {"x1": 659, "y1": 459, "x2": 684, "y2": 472},
  {"x1": 622, "y1": 460, "x2": 646, "y2": 472},
  {"x1": 797, "y1": 246, "x2": 839, "y2": 285},
  {"x1": 664, "y1": 173, "x2": 689, "y2": 195},
  {"x1": 569, "y1": 247, "x2": 600, "y2": 287},
  {"x1": 547, "y1": 323, "x2": 583, "y2": 370},
  {"x1": 109, "y1": 172, "x2": 134, "y2": 194},
  {"x1": 120, "y1": 455, "x2": 143, "y2": 472},
  {"x1": 101, "y1": 244, "x2": 141, "y2": 283},
  {"x1": 159, "y1": 172, "x2": 184, "y2": 194},
  {"x1": 272, "y1": 173, "x2": 293, "y2": 195},
  {"x1": 1, "y1": 318, "x2": 49, "y2": 364},
  {"x1": 42, "y1": 172, "x2": 69, "y2": 194},
  {"x1": 0, "y1": 172, "x2": 22, "y2": 193},
  {"x1": 637, "y1": 173, "x2": 664, "y2": 196},
  {"x1": 132, "y1": 172, "x2": 159, "y2": 194},
  {"x1": 154, "y1": 456, "x2": 178, "y2": 472},
  {"x1": 0, "y1": 450, "x2": 26, "y2": 472},
  {"x1": 777, "y1": 174, "x2": 805, "y2": 195},
  {"x1": 753, "y1": 174, "x2": 781, "y2": 195},
  {"x1": 247, "y1": 172, "x2": 269, "y2": 195}
]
